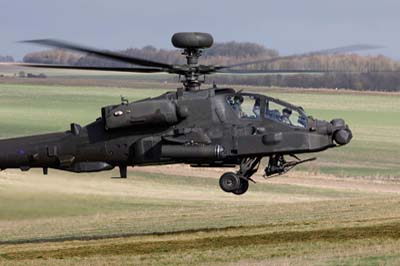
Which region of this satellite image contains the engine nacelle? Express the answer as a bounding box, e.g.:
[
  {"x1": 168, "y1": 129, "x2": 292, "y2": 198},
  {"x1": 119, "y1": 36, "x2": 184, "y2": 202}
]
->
[{"x1": 102, "y1": 100, "x2": 181, "y2": 130}]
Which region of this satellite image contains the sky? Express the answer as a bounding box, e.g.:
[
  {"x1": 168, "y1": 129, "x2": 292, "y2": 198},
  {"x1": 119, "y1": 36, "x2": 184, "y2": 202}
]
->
[{"x1": 1, "y1": 0, "x2": 399, "y2": 60}]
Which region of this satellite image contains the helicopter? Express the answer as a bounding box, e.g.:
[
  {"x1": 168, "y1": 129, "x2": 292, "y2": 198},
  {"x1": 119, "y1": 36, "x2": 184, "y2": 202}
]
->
[{"x1": 0, "y1": 32, "x2": 359, "y2": 195}]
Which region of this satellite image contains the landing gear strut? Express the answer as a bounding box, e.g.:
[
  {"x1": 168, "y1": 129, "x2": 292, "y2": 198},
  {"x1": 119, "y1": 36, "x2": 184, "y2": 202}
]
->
[
  {"x1": 264, "y1": 154, "x2": 316, "y2": 177},
  {"x1": 119, "y1": 165, "x2": 127, "y2": 178},
  {"x1": 219, "y1": 157, "x2": 261, "y2": 195}
]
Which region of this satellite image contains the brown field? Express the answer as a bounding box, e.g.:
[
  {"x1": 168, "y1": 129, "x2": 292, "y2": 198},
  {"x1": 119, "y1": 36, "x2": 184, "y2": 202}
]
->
[{"x1": 1, "y1": 168, "x2": 400, "y2": 265}]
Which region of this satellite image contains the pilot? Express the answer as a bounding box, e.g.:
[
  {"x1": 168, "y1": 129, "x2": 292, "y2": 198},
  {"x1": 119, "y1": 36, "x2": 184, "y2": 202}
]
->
[
  {"x1": 253, "y1": 98, "x2": 261, "y2": 118},
  {"x1": 232, "y1": 95, "x2": 244, "y2": 116},
  {"x1": 281, "y1": 108, "x2": 292, "y2": 125}
]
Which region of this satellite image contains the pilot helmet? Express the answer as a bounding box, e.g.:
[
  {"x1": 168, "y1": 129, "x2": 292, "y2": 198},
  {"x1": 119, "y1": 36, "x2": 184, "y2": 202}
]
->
[
  {"x1": 234, "y1": 95, "x2": 244, "y2": 104},
  {"x1": 283, "y1": 108, "x2": 292, "y2": 115}
]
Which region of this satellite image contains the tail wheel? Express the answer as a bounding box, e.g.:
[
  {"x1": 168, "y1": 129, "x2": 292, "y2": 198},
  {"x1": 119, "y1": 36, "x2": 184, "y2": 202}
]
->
[
  {"x1": 219, "y1": 172, "x2": 240, "y2": 192},
  {"x1": 232, "y1": 179, "x2": 249, "y2": 195}
]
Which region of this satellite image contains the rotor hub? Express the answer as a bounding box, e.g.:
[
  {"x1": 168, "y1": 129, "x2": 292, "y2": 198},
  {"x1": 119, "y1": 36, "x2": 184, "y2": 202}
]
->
[{"x1": 171, "y1": 32, "x2": 214, "y2": 91}]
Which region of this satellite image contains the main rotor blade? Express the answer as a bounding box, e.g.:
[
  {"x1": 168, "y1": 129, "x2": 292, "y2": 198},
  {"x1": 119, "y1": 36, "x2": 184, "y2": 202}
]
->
[
  {"x1": 217, "y1": 44, "x2": 383, "y2": 70},
  {"x1": 217, "y1": 69, "x2": 400, "y2": 74},
  {"x1": 217, "y1": 69, "x2": 328, "y2": 74},
  {"x1": 21, "y1": 39, "x2": 173, "y2": 69},
  {"x1": 12, "y1": 63, "x2": 167, "y2": 73}
]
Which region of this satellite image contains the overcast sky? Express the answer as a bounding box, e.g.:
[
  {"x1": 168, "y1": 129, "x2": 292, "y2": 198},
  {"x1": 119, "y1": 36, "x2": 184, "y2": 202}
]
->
[{"x1": 1, "y1": 0, "x2": 399, "y2": 60}]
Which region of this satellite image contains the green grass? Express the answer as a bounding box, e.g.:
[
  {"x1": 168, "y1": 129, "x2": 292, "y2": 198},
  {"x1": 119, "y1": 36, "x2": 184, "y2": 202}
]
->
[{"x1": 0, "y1": 84, "x2": 163, "y2": 136}]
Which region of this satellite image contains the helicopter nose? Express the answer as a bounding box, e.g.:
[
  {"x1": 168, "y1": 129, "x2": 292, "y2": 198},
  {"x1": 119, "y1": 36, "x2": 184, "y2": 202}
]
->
[{"x1": 330, "y1": 119, "x2": 353, "y2": 145}]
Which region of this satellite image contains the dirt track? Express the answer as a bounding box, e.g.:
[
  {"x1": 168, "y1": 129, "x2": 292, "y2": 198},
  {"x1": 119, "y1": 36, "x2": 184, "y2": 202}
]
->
[{"x1": 137, "y1": 164, "x2": 400, "y2": 194}]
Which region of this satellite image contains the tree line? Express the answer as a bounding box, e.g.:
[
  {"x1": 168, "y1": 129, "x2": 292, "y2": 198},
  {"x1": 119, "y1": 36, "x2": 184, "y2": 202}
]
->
[
  {"x1": 0, "y1": 55, "x2": 14, "y2": 62},
  {"x1": 23, "y1": 50, "x2": 80, "y2": 65},
  {"x1": 207, "y1": 72, "x2": 400, "y2": 92},
  {"x1": 22, "y1": 42, "x2": 400, "y2": 91}
]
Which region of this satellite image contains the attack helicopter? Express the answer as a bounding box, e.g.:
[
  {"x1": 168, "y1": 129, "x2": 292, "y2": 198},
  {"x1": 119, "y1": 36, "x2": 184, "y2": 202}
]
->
[{"x1": 1, "y1": 32, "x2": 360, "y2": 195}]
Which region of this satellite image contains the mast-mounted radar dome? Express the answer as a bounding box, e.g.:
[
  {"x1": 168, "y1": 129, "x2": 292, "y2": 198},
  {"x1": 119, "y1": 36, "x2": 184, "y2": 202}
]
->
[{"x1": 171, "y1": 32, "x2": 213, "y2": 49}]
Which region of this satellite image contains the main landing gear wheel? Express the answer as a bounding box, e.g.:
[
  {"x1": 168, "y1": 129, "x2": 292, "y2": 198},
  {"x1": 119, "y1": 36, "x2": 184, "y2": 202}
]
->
[
  {"x1": 232, "y1": 178, "x2": 249, "y2": 195},
  {"x1": 219, "y1": 157, "x2": 261, "y2": 195},
  {"x1": 219, "y1": 172, "x2": 240, "y2": 192}
]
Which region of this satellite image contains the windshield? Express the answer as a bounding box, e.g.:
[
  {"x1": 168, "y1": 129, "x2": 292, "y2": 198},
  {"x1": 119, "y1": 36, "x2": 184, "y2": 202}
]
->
[{"x1": 265, "y1": 99, "x2": 307, "y2": 128}]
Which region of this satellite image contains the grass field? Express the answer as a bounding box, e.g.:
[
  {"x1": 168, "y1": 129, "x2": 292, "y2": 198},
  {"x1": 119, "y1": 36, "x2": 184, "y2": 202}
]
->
[{"x1": 0, "y1": 80, "x2": 399, "y2": 265}]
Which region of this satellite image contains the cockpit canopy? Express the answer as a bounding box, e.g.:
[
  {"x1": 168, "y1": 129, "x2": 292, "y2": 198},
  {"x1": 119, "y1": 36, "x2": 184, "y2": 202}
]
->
[{"x1": 226, "y1": 93, "x2": 308, "y2": 128}]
